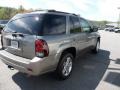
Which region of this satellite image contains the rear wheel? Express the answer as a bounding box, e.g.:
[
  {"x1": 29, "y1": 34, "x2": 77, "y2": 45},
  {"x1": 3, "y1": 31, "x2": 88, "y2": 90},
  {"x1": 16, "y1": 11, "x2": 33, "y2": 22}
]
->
[{"x1": 56, "y1": 52, "x2": 73, "y2": 80}]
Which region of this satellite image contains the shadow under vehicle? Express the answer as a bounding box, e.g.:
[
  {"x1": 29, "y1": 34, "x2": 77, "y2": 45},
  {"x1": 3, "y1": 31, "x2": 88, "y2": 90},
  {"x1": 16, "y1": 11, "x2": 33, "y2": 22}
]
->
[{"x1": 12, "y1": 49, "x2": 110, "y2": 90}]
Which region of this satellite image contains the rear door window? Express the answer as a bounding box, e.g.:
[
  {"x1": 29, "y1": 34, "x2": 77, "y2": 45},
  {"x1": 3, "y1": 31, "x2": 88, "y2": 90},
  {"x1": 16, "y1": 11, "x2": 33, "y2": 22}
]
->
[{"x1": 42, "y1": 14, "x2": 66, "y2": 35}]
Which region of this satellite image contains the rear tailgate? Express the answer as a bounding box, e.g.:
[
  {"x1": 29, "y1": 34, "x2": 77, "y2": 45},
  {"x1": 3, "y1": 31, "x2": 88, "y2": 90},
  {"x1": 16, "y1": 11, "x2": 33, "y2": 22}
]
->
[
  {"x1": 2, "y1": 32, "x2": 23, "y2": 57},
  {"x1": 21, "y1": 34, "x2": 36, "y2": 59},
  {"x1": 2, "y1": 31, "x2": 37, "y2": 59},
  {"x1": 2, "y1": 14, "x2": 44, "y2": 59}
]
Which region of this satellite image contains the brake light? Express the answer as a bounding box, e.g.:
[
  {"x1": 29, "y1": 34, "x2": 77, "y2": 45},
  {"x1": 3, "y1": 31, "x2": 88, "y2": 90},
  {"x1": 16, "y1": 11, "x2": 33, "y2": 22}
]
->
[
  {"x1": 1, "y1": 35, "x2": 3, "y2": 49},
  {"x1": 35, "y1": 39, "x2": 49, "y2": 57}
]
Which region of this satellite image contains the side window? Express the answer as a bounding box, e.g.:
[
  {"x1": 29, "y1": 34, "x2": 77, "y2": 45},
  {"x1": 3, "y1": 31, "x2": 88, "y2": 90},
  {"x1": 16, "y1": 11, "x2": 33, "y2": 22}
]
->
[
  {"x1": 43, "y1": 14, "x2": 66, "y2": 35},
  {"x1": 80, "y1": 18, "x2": 91, "y2": 32},
  {"x1": 69, "y1": 16, "x2": 81, "y2": 33}
]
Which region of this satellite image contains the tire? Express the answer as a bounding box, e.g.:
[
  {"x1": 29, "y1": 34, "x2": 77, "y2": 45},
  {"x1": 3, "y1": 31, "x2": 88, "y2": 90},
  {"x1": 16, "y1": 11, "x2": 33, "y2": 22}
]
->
[
  {"x1": 92, "y1": 40, "x2": 100, "y2": 54},
  {"x1": 56, "y1": 52, "x2": 74, "y2": 80}
]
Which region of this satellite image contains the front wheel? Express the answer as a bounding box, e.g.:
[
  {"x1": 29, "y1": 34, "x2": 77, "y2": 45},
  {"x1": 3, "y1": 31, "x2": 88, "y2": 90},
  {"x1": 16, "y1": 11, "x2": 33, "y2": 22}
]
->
[
  {"x1": 56, "y1": 52, "x2": 74, "y2": 80},
  {"x1": 92, "y1": 40, "x2": 100, "y2": 53}
]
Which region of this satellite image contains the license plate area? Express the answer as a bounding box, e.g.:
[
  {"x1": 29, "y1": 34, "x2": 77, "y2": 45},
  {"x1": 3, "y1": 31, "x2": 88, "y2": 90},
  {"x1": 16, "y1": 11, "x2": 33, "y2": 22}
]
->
[{"x1": 11, "y1": 40, "x2": 19, "y2": 49}]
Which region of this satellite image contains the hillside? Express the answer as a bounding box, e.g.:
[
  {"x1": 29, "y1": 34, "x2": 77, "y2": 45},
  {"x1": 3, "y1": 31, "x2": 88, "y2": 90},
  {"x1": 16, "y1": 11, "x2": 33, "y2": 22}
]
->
[{"x1": 0, "y1": 6, "x2": 115, "y2": 28}]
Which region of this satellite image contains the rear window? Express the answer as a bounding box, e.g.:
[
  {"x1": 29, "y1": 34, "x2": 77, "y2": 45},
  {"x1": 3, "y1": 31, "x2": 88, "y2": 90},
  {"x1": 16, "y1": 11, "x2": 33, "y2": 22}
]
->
[
  {"x1": 4, "y1": 14, "x2": 66, "y2": 35},
  {"x1": 4, "y1": 15, "x2": 43, "y2": 35}
]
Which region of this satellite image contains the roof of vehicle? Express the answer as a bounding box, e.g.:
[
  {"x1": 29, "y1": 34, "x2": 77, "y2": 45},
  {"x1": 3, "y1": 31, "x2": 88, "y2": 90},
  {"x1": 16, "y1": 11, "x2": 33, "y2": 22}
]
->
[
  {"x1": 30, "y1": 9, "x2": 79, "y2": 16},
  {"x1": 10, "y1": 9, "x2": 80, "y2": 21}
]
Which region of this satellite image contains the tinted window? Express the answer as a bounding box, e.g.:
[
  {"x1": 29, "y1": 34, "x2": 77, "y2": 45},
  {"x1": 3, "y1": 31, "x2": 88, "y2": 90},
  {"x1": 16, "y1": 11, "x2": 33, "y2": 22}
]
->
[
  {"x1": 42, "y1": 14, "x2": 66, "y2": 35},
  {"x1": 80, "y1": 18, "x2": 90, "y2": 32},
  {"x1": 0, "y1": 20, "x2": 8, "y2": 24},
  {"x1": 4, "y1": 14, "x2": 66, "y2": 35},
  {"x1": 4, "y1": 15, "x2": 43, "y2": 35},
  {"x1": 115, "y1": 27, "x2": 119, "y2": 29},
  {"x1": 69, "y1": 16, "x2": 81, "y2": 33}
]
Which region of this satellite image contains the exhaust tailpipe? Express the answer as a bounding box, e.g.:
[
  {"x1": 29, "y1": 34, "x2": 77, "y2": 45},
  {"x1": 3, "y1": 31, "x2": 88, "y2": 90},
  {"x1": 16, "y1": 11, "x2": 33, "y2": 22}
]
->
[{"x1": 8, "y1": 65, "x2": 14, "y2": 70}]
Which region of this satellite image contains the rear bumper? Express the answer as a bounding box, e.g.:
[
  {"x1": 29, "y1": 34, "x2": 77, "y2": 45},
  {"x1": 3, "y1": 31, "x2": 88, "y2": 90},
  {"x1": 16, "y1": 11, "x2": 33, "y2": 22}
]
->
[{"x1": 0, "y1": 50, "x2": 54, "y2": 75}]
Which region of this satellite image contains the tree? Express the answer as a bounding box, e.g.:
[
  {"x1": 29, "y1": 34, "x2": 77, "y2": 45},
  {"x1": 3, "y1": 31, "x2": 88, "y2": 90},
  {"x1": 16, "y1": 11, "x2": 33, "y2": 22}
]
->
[
  {"x1": 18, "y1": 5, "x2": 25, "y2": 13},
  {"x1": 0, "y1": 7, "x2": 18, "y2": 19}
]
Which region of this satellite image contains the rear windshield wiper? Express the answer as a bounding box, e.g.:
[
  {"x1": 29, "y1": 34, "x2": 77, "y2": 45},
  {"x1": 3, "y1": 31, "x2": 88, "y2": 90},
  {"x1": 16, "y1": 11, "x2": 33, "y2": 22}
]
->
[{"x1": 12, "y1": 32, "x2": 24, "y2": 37}]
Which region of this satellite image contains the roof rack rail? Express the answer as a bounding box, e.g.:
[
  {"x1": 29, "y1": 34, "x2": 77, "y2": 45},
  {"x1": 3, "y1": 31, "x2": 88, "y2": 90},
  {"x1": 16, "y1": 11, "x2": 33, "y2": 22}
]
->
[
  {"x1": 47, "y1": 10, "x2": 71, "y2": 14},
  {"x1": 72, "y1": 14, "x2": 78, "y2": 16},
  {"x1": 32, "y1": 9, "x2": 55, "y2": 12},
  {"x1": 32, "y1": 9, "x2": 69, "y2": 14},
  {"x1": 48, "y1": 10, "x2": 79, "y2": 16},
  {"x1": 32, "y1": 9, "x2": 79, "y2": 16},
  {"x1": 47, "y1": 10, "x2": 56, "y2": 12}
]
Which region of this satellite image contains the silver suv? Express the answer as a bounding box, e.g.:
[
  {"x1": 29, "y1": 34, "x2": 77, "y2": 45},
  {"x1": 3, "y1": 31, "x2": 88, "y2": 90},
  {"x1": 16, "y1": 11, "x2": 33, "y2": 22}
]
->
[{"x1": 0, "y1": 10, "x2": 100, "y2": 79}]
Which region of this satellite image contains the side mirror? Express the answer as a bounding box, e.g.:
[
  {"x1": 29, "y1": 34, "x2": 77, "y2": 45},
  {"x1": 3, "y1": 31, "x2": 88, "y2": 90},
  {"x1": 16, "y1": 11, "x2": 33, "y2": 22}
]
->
[{"x1": 92, "y1": 26, "x2": 98, "y2": 32}]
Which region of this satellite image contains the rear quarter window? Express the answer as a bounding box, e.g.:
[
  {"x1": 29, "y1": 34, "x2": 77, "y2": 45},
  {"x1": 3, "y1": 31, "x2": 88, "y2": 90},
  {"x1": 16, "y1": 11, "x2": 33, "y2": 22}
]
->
[
  {"x1": 69, "y1": 16, "x2": 81, "y2": 33},
  {"x1": 42, "y1": 14, "x2": 66, "y2": 35}
]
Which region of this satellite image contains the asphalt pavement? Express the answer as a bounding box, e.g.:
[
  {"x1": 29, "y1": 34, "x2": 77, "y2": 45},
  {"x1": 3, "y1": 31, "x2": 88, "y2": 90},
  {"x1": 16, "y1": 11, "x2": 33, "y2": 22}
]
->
[{"x1": 0, "y1": 30, "x2": 120, "y2": 90}]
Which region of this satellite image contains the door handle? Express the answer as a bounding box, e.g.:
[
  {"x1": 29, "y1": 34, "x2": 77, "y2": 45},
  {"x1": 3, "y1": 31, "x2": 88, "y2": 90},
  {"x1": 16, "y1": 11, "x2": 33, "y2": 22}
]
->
[
  {"x1": 63, "y1": 40, "x2": 71, "y2": 43},
  {"x1": 88, "y1": 37, "x2": 92, "y2": 39},
  {"x1": 88, "y1": 36, "x2": 95, "y2": 39}
]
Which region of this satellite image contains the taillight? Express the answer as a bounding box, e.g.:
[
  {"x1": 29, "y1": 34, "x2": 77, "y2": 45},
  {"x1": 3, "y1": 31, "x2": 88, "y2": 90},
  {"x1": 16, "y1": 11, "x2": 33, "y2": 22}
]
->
[
  {"x1": 35, "y1": 39, "x2": 49, "y2": 58},
  {"x1": 1, "y1": 35, "x2": 3, "y2": 49}
]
